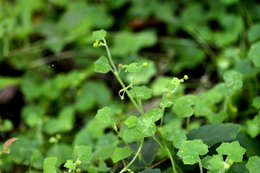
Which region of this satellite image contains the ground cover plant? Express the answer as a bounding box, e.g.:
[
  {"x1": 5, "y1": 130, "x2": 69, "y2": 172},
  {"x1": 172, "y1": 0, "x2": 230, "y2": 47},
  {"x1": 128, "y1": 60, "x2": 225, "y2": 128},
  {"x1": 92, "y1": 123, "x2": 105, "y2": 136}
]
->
[{"x1": 0, "y1": 0, "x2": 260, "y2": 173}]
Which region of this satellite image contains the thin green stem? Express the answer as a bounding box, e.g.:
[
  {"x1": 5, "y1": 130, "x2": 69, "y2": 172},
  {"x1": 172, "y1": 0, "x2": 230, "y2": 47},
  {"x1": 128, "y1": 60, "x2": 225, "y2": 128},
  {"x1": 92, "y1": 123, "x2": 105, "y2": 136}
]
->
[
  {"x1": 165, "y1": 146, "x2": 178, "y2": 173},
  {"x1": 119, "y1": 137, "x2": 144, "y2": 173},
  {"x1": 152, "y1": 136, "x2": 177, "y2": 173},
  {"x1": 102, "y1": 39, "x2": 144, "y2": 115},
  {"x1": 198, "y1": 158, "x2": 203, "y2": 173},
  {"x1": 113, "y1": 71, "x2": 144, "y2": 115},
  {"x1": 160, "y1": 107, "x2": 166, "y2": 127},
  {"x1": 103, "y1": 39, "x2": 117, "y2": 71}
]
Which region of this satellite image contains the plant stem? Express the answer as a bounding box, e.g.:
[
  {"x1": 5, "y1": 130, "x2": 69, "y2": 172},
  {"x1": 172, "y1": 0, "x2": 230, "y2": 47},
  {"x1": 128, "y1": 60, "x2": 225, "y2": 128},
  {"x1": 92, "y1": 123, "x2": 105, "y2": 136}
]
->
[
  {"x1": 102, "y1": 39, "x2": 144, "y2": 115},
  {"x1": 198, "y1": 158, "x2": 203, "y2": 173},
  {"x1": 152, "y1": 136, "x2": 178, "y2": 173},
  {"x1": 103, "y1": 39, "x2": 117, "y2": 71},
  {"x1": 113, "y1": 71, "x2": 144, "y2": 114},
  {"x1": 186, "y1": 117, "x2": 190, "y2": 132},
  {"x1": 119, "y1": 137, "x2": 144, "y2": 173},
  {"x1": 160, "y1": 107, "x2": 165, "y2": 127}
]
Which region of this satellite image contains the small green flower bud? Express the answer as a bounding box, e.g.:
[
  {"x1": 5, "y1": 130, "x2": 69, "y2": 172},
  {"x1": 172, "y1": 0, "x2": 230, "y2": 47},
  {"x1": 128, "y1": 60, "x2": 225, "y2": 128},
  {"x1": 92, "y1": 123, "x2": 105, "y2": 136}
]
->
[
  {"x1": 76, "y1": 168, "x2": 81, "y2": 173},
  {"x1": 56, "y1": 134, "x2": 61, "y2": 140},
  {"x1": 142, "y1": 62, "x2": 148, "y2": 67},
  {"x1": 93, "y1": 40, "x2": 100, "y2": 47},
  {"x1": 118, "y1": 64, "x2": 123, "y2": 69},
  {"x1": 76, "y1": 160, "x2": 81, "y2": 166},
  {"x1": 49, "y1": 137, "x2": 57, "y2": 143},
  {"x1": 167, "y1": 93, "x2": 172, "y2": 99},
  {"x1": 184, "y1": 75, "x2": 189, "y2": 80}
]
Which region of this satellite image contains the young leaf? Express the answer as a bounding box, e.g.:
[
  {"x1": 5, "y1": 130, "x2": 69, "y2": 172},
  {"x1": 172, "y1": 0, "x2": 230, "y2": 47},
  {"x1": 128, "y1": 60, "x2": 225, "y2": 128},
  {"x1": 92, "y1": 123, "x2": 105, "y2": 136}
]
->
[
  {"x1": 64, "y1": 160, "x2": 76, "y2": 170},
  {"x1": 248, "y1": 41, "x2": 260, "y2": 67},
  {"x1": 173, "y1": 95, "x2": 196, "y2": 118},
  {"x1": 43, "y1": 157, "x2": 57, "y2": 173},
  {"x1": 111, "y1": 146, "x2": 133, "y2": 163},
  {"x1": 246, "y1": 156, "x2": 260, "y2": 173},
  {"x1": 177, "y1": 139, "x2": 208, "y2": 165},
  {"x1": 202, "y1": 155, "x2": 224, "y2": 171},
  {"x1": 93, "y1": 29, "x2": 107, "y2": 40},
  {"x1": 223, "y1": 70, "x2": 243, "y2": 94},
  {"x1": 95, "y1": 106, "x2": 114, "y2": 124},
  {"x1": 216, "y1": 141, "x2": 246, "y2": 162},
  {"x1": 94, "y1": 56, "x2": 111, "y2": 74}
]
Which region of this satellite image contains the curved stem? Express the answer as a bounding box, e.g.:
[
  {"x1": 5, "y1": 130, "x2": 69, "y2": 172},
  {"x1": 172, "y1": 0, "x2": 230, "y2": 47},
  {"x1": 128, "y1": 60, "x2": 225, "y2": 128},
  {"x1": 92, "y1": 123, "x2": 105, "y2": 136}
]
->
[
  {"x1": 102, "y1": 39, "x2": 144, "y2": 115},
  {"x1": 119, "y1": 137, "x2": 144, "y2": 173},
  {"x1": 113, "y1": 71, "x2": 144, "y2": 115},
  {"x1": 152, "y1": 136, "x2": 178, "y2": 173}
]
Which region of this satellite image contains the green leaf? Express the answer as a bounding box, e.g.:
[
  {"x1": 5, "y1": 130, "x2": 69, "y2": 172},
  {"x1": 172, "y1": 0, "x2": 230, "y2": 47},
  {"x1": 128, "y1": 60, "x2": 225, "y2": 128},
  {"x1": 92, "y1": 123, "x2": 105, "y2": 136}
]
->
[
  {"x1": 216, "y1": 141, "x2": 246, "y2": 162},
  {"x1": 74, "y1": 145, "x2": 92, "y2": 164},
  {"x1": 129, "y1": 86, "x2": 152, "y2": 100},
  {"x1": 92, "y1": 29, "x2": 107, "y2": 40},
  {"x1": 248, "y1": 41, "x2": 260, "y2": 67},
  {"x1": 223, "y1": 70, "x2": 243, "y2": 94},
  {"x1": 22, "y1": 104, "x2": 44, "y2": 127},
  {"x1": 139, "y1": 168, "x2": 161, "y2": 173},
  {"x1": 246, "y1": 114, "x2": 260, "y2": 138},
  {"x1": 111, "y1": 31, "x2": 157, "y2": 56},
  {"x1": 248, "y1": 24, "x2": 260, "y2": 42},
  {"x1": 124, "y1": 116, "x2": 138, "y2": 128},
  {"x1": 177, "y1": 139, "x2": 208, "y2": 165},
  {"x1": 137, "y1": 117, "x2": 156, "y2": 137},
  {"x1": 95, "y1": 106, "x2": 114, "y2": 124},
  {"x1": 151, "y1": 77, "x2": 172, "y2": 96},
  {"x1": 253, "y1": 96, "x2": 260, "y2": 109},
  {"x1": 112, "y1": 146, "x2": 133, "y2": 163},
  {"x1": 64, "y1": 160, "x2": 76, "y2": 170},
  {"x1": 143, "y1": 108, "x2": 164, "y2": 122},
  {"x1": 44, "y1": 106, "x2": 75, "y2": 134},
  {"x1": 43, "y1": 157, "x2": 57, "y2": 173},
  {"x1": 125, "y1": 62, "x2": 141, "y2": 73},
  {"x1": 202, "y1": 155, "x2": 224, "y2": 171},
  {"x1": 126, "y1": 59, "x2": 156, "y2": 85},
  {"x1": 173, "y1": 95, "x2": 196, "y2": 118},
  {"x1": 120, "y1": 126, "x2": 143, "y2": 143},
  {"x1": 47, "y1": 144, "x2": 73, "y2": 167},
  {"x1": 246, "y1": 156, "x2": 260, "y2": 173},
  {"x1": 94, "y1": 56, "x2": 111, "y2": 74},
  {"x1": 187, "y1": 123, "x2": 240, "y2": 147},
  {"x1": 161, "y1": 127, "x2": 187, "y2": 149}
]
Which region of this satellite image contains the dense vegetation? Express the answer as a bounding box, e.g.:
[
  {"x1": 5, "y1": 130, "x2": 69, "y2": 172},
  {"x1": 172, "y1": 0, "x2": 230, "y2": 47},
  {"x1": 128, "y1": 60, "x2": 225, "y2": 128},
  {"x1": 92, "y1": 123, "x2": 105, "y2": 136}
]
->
[{"x1": 0, "y1": 0, "x2": 260, "y2": 173}]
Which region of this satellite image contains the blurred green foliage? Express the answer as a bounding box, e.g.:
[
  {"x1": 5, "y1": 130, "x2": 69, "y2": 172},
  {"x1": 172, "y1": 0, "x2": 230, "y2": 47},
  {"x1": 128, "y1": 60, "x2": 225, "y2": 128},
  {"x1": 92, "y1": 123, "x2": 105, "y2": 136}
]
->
[{"x1": 0, "y1": 0, "x2": 260, "y2": 173}]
